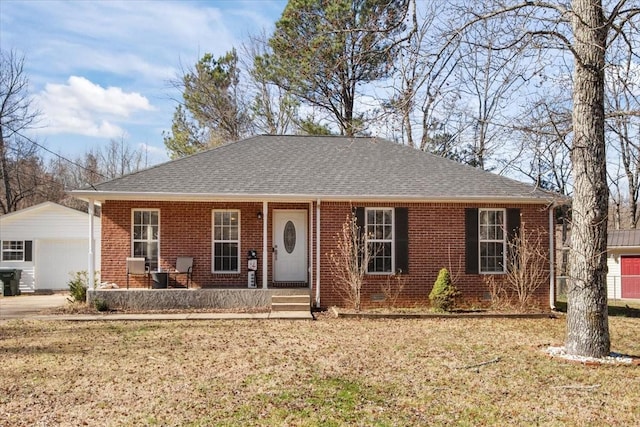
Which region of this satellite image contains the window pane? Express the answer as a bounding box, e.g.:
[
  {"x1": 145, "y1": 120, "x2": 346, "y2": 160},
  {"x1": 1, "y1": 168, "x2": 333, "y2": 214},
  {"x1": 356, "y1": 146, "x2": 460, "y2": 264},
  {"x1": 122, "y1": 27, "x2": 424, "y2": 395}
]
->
[
  {"x1": 384, "y1": 224, "x2": 392, "y2": 239},
  {"x1": 367, "y1": 210, "x2": 375, "y2": 224},
  {"x1": 479, "y1": 225, "x2": 488, "y2": 240},
  {"x1": 384, "y1": 210, "x2": 392, "y2": 224}
]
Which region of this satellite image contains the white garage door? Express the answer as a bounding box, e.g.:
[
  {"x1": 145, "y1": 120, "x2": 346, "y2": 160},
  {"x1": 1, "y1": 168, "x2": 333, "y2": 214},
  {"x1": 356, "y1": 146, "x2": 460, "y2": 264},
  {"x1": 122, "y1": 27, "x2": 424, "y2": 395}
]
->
[{"x1": 35, "y1": 239, "x2": 90, "y2": 290}]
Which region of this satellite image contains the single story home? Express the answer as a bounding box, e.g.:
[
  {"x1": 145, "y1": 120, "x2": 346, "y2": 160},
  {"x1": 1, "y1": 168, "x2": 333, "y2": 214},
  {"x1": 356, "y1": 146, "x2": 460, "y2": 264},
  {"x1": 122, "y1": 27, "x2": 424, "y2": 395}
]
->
[
  {"x1": 0, "y1": 202, "x2": 101, "y2": 292},
  {"x1": 606, "y1": 229, "x2": 640, "y2": 299},
  {"x1": 72, "y1": 135, "x2": 560, "y2": 309}
]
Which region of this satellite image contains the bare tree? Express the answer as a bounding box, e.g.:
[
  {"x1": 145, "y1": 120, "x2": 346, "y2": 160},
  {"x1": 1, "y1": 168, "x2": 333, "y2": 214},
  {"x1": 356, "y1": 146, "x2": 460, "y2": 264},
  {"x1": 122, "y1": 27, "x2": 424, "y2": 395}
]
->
[
  {"x1": 0, "y1": 49, "x2": 44, "y2": 213},
  {"x1": 243, "y1": 32, "x2": 299, "y2": 135},
  {"x1": 327, "y1": 213, "x2": 375, "y2": 311},
  {"x1": 95, "y1": 136, "x2": 148, "y2": 180},
  {"x1": 387, "y1": 1, "x2": 462, "y2": 151},
  {"x1": 605, "y1": 48, "x2": 640, "y2": 228},
  {"x1": 455, "y1": 17, "x2": 535, "y2": 170},
  {"x1": 510, "y1": 96, "x2": 573, "y2": 195},
  {"x1": 506, "y1": 223, "x2": 549, "y2": 312},
  {"x1": 452, "y1": 0, "x2": 639, "y2": 358}
]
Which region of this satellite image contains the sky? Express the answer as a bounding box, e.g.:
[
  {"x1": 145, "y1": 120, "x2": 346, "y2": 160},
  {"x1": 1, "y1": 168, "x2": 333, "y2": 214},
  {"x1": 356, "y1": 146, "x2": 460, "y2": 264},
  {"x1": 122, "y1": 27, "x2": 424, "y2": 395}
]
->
[{"x1": 0, "y1": 0, "x2": 287, "y2": 166}]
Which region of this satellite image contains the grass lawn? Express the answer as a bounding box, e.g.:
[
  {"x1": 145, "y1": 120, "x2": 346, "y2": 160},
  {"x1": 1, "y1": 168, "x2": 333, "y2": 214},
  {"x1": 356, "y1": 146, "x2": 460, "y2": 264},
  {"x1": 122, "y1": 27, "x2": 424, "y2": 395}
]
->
[{"x1": 1, "y1": 316, "x2": 638, "y2": 426}]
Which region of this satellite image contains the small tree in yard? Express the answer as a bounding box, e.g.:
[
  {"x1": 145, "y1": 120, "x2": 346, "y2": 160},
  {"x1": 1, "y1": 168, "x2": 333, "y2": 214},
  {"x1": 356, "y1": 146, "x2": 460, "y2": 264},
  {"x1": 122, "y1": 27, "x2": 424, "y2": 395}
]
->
[
  {"x1": 328, "y1": 212, "x2": 374, "y2": 311},
  {"x1": 486, "y1": 223, "x2": 547, "y2": 312},
  {"x1": 429, "y1": 268, "x2": 458, "y2": 312},
  {"x1": 506, "y1": 223, "x2": 548, "y2": 312}
]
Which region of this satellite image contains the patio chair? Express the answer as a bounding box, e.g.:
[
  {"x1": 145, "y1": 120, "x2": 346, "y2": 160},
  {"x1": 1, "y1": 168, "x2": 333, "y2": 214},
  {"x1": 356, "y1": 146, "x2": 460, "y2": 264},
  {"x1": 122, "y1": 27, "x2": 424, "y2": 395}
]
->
[
  {"x1": 171, "y1": 256, "x2": 193, "y2": 288},
  {"x1": 126, "y1": 257, "x2": 149, "y2": 289}
]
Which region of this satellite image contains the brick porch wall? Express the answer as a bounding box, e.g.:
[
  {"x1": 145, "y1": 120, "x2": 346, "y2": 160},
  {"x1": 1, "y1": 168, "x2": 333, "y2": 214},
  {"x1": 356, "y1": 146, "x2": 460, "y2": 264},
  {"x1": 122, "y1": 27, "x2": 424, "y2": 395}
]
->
[{"x1": 100, "y1": 200, "x2": 551, "y2": 309}]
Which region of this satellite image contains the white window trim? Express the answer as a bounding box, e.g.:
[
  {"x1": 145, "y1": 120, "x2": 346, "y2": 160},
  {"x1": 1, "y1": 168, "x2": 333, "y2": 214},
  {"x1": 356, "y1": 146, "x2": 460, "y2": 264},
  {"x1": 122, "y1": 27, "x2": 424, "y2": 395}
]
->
[
  {"x1": 131, "y1": 209, "x2": 160, "y2": 270},
  {"x1": 478, "y1": 208, "x2": 506, "y2": 274},
  {"x1": 1, "y1": 240, "x2": 25, "y2": 262},
  {"x1": 212, "y1": 209, "x2": 241, "y2": 274},
  {"x1": 365, "y1": 207, "x2": 395, "y2": 275}
]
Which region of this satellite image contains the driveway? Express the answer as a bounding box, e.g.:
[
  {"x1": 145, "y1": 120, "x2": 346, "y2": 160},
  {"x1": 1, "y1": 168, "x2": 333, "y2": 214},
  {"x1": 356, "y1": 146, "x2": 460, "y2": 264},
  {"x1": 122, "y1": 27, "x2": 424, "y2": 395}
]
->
[{"x1": 0, "y1": 294, "x2": 68, "y2": 320}]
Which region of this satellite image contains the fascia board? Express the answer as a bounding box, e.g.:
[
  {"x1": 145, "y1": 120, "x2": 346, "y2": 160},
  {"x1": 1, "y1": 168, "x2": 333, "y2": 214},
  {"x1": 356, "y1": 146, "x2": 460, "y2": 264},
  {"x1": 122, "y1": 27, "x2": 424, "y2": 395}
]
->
[{"x1": 70, "y1": 190, "x2": 555, "y2": 205}]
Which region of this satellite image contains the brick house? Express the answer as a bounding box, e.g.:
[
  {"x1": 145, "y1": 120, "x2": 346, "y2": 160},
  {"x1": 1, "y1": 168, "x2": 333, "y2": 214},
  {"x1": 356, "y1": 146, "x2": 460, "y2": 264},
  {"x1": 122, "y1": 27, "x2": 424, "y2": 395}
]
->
[{"x1": 72, "y1": 135, "x2": 560, "y2": 309}]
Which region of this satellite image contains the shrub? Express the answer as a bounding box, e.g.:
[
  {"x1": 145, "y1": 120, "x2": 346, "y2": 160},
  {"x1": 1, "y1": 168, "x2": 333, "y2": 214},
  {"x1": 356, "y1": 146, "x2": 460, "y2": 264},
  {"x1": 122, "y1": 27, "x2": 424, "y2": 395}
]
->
[
  {"x1": 93, "y1": 298, "x2": 109, "y2": 312},
  {"x1": 327, "y1": 212, "x2": 375, "y2": 311},
  {"x1": 67, "y1": 271, "x2": 89, "y2": 303},
  {"x1": 429, "y1": 268, "x2": 459, "y2": 312}
]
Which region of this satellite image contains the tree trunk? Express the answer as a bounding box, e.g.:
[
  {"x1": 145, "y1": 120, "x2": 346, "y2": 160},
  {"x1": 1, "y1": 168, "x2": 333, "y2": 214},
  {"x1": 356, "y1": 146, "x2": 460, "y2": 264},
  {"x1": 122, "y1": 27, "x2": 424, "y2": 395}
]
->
[{"x1": 566, "y1": 0, "x2": 610, "y2": 358}]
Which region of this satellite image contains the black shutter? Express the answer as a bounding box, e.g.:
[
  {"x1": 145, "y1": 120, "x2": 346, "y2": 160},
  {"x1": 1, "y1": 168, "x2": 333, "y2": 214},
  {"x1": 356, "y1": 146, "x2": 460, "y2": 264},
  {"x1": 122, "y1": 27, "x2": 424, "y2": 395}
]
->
[
  {"x1": 354, "y1": 207, "x2": 365, "y2": 233},
  {"x1": 24, "y1": 240, "x2": 33, "y2": 262},
  {"x1": 506, "y1": 208, "x2": 521, "y2": 269},
  {"x1": 394, "y1": 207, "x2": 409, "y2": 274},
  {"x1": 506, "y1": 209, "x2": 521, "y2": 242},
  {"x1": 465, "y1": 209, "x2": 479, "y2": 274},
  {"x1": 353, "y1": 207, "x2": 365, "y2": 265}
]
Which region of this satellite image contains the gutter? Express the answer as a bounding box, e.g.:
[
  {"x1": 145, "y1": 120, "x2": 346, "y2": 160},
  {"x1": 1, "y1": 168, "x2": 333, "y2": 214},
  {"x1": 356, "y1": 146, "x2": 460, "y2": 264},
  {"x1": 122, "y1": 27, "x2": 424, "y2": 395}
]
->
[{"x1": 70, "y1": 190, "x2": 557, "y2": 206}]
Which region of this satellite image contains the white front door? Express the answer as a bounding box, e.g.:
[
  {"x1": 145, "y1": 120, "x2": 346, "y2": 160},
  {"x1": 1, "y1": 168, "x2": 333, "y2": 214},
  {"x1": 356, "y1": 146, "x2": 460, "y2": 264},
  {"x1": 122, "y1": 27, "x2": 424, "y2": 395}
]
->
[{"x1": 273, "y1": 210, "x2": 307, "y2": 282}]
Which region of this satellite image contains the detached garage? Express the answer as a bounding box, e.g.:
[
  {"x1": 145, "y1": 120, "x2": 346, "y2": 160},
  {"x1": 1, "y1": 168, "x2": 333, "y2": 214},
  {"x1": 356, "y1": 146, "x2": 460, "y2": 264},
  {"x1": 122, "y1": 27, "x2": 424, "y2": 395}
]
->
[
  {"x1": 0, "y1": 202, "x2": 100, "y2": 292},
  {"x1": 607, "y1": 229, "x2": 640, "y2": 300}
]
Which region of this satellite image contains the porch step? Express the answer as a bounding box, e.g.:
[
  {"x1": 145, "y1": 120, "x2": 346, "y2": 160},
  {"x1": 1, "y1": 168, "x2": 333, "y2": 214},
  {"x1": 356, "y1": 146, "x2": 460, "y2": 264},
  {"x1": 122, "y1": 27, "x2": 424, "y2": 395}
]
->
[{"x1": 271, "y1": 294, "x2": 311, "y2": 312}]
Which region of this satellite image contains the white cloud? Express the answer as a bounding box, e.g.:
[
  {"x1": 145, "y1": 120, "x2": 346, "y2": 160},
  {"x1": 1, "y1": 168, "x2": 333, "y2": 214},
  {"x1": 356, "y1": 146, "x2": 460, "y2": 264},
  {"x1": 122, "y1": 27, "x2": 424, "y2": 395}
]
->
[{"x1": 36, "y1": 76, "x2": 153, "y2": 137}]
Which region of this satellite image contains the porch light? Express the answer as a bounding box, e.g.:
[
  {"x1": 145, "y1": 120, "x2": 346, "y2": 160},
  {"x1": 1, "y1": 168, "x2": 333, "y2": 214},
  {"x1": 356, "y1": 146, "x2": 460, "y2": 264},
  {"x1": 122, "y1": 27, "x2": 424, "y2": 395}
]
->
[{"x1": 257, "y1": 211, "x2": 263, "y2": 220}]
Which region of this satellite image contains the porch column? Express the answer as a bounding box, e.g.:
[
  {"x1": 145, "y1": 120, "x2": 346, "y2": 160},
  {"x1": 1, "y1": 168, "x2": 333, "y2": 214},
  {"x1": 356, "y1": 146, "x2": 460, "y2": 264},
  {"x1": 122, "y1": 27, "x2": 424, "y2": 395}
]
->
[
  {"x1": 315, "y1": 199, "x2": 321, "y2": 307},
  {"x1": 87, "y1": 199, "x2": 96, "y2": 296},
  {"x1": 262, "y1": 201, "x2": 268, "y2": 289}
]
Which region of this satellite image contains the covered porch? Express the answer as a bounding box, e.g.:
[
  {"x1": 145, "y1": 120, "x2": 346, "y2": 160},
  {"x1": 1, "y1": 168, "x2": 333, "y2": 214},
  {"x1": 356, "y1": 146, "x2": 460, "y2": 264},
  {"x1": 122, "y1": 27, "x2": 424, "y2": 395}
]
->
[{"x1": 83, "y1": 198, "x2": 323, "y2": 307}]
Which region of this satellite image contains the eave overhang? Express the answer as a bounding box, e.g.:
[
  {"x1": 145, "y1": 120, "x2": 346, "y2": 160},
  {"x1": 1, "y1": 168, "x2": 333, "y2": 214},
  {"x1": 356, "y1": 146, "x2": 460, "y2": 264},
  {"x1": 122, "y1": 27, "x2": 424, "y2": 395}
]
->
[{"x1": 71, "y1": 190, "x2": 560, "y2": 206}]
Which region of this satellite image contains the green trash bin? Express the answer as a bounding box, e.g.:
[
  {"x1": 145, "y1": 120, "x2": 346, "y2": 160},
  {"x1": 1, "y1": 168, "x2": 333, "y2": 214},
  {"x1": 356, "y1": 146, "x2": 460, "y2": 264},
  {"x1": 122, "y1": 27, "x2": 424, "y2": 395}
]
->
[{"x1": 0, "y1": 269, "x2": 22, "y2": 296}]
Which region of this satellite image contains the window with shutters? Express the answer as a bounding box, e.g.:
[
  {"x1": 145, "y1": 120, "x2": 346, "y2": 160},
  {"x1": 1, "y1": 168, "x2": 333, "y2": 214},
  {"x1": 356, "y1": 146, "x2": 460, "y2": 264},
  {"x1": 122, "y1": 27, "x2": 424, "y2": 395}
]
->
[
  {"x1": 365, "y1": 208, "x2": 394, "y2": 274},
  {"x1": 479, "y1": 209, "x2": 506, "y2": 273},
  {"x1": 1, "y1": 241, "x2": 24, "y2": 261}
]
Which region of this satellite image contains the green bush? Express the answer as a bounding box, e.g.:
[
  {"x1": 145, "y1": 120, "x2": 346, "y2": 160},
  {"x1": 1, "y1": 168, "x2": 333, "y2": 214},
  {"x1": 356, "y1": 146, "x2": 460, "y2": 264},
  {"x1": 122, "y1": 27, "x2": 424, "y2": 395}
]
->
[
  {"x1": 93, "y1": 298, "x2": 109, "y2": 312},
  {"x1": 429, "y1": 268, "x2": 459, "y2": 312},
  {"x1": 67, "y1": 271, "x2": 89, "y2": 302}
]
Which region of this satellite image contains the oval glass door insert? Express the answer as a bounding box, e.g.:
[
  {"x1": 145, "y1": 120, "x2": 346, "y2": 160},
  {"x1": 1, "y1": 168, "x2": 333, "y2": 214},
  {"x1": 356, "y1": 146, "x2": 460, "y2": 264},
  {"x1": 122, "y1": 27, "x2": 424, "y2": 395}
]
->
[{"x1": 284, "y1": 220, "x2": 296, "y2": 253}]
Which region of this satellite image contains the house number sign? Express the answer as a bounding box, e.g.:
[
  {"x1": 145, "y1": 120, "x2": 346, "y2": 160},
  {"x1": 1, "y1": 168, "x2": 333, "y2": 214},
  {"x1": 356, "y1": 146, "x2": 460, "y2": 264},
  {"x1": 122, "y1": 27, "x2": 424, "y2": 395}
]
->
[{"x1": 284, "y1": 221, "x2": 296, "y2": 253}]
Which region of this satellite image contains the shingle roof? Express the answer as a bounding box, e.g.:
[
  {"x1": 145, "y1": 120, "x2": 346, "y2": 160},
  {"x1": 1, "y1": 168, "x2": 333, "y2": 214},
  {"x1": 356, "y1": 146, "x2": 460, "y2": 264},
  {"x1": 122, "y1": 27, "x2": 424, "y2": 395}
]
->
[
  {"x1": 608, "y1": 229, "x2": 640, "y2": 247},
  {"x1": 75, "y1": 135, "x2": 558, "y2": 202}
]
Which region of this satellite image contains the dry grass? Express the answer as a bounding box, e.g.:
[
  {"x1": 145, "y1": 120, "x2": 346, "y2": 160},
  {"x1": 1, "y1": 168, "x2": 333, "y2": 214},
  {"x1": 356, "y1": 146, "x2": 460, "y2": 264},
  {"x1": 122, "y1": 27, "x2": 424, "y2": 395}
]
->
[{"x1": 1, "y1": 316, "x2": 638, "y2": 426}]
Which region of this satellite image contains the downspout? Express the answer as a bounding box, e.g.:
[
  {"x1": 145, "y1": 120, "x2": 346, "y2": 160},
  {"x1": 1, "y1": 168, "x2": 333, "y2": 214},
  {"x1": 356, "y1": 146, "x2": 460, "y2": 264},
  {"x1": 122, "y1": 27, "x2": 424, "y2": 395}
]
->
[
  {"x1": 315, "y1": 199, "x2": 321, "y2": 308},
  {"x1": 87, "y1": 199, "x2": 95, "y2": 299},
  {"x1": 549, "y1": 205, "x2": 556, "y2": 310},
  {"x1": 262, "y1": 201, "x2": 268, "y2": 289}
]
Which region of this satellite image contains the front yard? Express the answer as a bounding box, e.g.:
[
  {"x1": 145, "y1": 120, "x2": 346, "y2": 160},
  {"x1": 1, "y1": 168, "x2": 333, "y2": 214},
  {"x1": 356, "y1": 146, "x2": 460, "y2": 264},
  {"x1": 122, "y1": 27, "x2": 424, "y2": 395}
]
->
[{"x1": 1, "y1": 316, "x2": 638, "y2": 426}]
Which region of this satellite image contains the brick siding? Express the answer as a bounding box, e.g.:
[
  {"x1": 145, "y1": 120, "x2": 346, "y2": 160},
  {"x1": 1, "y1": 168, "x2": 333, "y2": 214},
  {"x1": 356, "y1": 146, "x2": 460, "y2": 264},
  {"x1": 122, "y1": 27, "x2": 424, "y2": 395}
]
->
[{"x1": 101, "y1": 200, "x2": 551, "y2": 308}]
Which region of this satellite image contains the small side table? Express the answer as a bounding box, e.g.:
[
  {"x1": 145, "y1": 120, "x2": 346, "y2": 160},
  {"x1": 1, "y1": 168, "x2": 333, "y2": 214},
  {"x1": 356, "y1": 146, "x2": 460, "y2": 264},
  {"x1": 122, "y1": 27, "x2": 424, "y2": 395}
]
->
[{"x1": 151, "y1": 271, "x2": 168, "y2": 289}]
